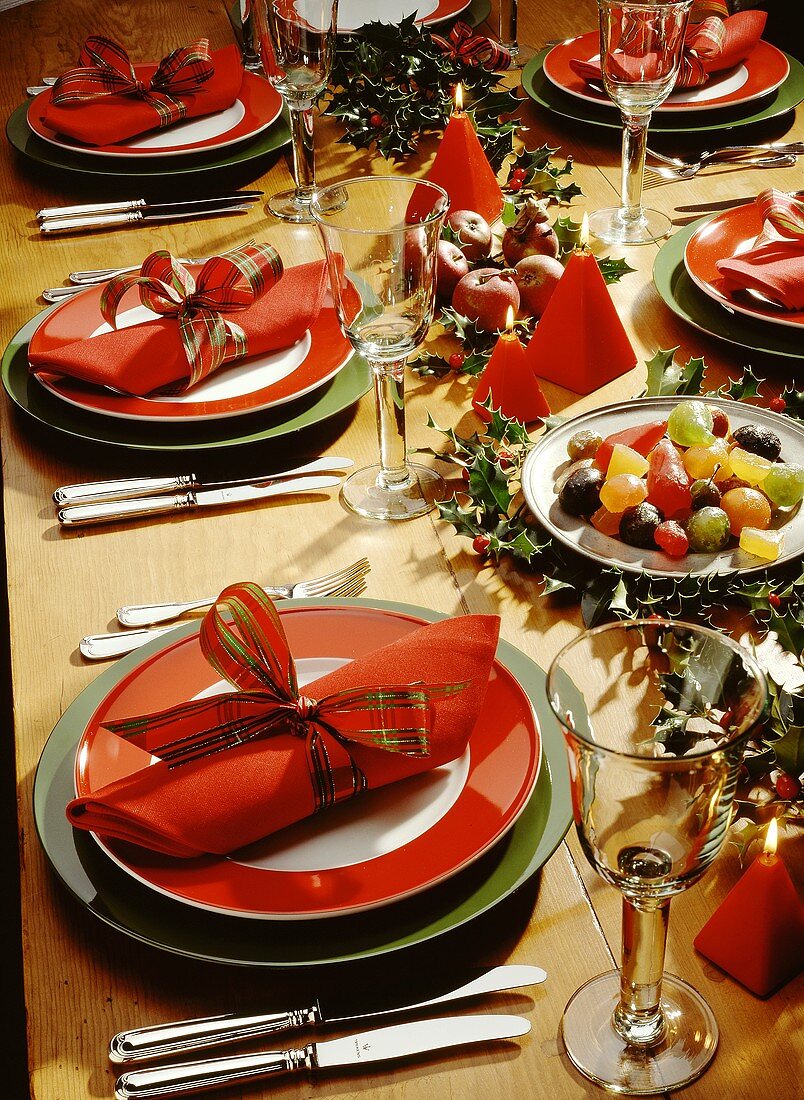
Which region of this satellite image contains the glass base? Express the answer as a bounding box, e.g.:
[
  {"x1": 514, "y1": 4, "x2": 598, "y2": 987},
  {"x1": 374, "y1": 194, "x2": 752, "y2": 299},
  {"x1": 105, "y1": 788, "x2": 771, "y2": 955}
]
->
[
  {"x1": 588, "y1": 206, "x2": 672, "y2": 245},
  {"x1": 268, "y1": 189, "x2": 315, "y2": 224},
  {"x1": 561, "y1": 970, "x2": 718, "y2": 1095},
  {"x1": 340, "y1": 464, "x2": 447, "y2": 521}
]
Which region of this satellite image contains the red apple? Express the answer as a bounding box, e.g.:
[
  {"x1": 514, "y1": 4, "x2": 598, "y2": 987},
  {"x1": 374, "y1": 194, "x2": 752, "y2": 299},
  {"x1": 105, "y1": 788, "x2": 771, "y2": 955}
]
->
[
  {"x1": 436, "y1": 239, "x2": 470, "y2": 300},
  {"x1": 445, "y1": 209, "x2": 492, "y2": 263},
  {"x1": 501, "y1": 197, "x2": 559, "y2": 265},
  {"x1": 514, "y1": 254, "x2": 565, "y2": 318},
  {"x1": 452, "y1": 268, "x2": 520, "y2": 332}
]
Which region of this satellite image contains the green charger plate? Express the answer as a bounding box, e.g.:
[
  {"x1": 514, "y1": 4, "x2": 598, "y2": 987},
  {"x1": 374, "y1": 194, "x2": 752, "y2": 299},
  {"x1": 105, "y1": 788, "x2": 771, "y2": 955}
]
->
[
  {"x1": 652, "y1": 217, "x2": 804, "y2": 361},
  {"x1": 522, "y1": 48, "x2": 804, "y2": 135},
  {"x1": 5, "y1": 101, "x2": 291, "y2": 183},
  {"x1": 2, "y1": 309, "x2": 372, "y2": 452},
  {"x1": 33, "y1": 599, "x2": 571, "y2": 968}
]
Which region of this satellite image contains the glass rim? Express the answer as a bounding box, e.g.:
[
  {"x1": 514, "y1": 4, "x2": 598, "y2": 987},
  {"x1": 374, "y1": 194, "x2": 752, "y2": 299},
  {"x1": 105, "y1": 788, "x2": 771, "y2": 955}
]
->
[
  {"x1": 545, "y1": 617, "x2": 768, "y2": 761},
  {"x1": 310, "y1": 176, "x2": 450, "y2": 233}
]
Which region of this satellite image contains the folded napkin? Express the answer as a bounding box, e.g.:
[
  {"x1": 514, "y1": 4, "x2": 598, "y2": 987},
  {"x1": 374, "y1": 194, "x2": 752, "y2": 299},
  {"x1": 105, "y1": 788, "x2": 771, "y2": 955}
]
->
[
  {"x1": 41, "y1": 38, "x2": 243, "y2": 147},
  {"x1": 716, "y1": 189, "x2": 804, "y2": 311},
  {"x1": 66, "y1": 584, "x2": 501, "y2": 858},
  {"x1": 570, "y1": 10, "x2": 767, "y2": 90},
  {"x1": 29, "y1": 249, "x2": 329, "y2": 396}
]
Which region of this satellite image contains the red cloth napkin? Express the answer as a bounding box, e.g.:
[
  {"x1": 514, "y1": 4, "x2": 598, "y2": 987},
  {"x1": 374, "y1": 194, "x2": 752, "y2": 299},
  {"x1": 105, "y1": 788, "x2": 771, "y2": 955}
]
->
[
  {"x1": 716, "y1": 190, "x2": 804, "y2": 312},
  {"x1": 41, "y1": 44, "x2": 243, "y2": 147},
  {"x1": 66, "y1": 612, "x2": 501, "y2": 859},
  {"x1": 570, "y1": 11, "x2": 767, "y2": 90},
  {"x1": 29, "y1": 261, "x2": 329, "y2": 396}
]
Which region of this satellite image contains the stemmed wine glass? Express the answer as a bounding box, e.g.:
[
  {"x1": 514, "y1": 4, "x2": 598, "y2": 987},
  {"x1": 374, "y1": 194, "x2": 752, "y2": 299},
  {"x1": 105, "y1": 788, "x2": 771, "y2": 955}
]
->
[
  {"x1": 547, "y1": 619, "x2": 767, "y2": 1095},
  {"x1": 254, "y1": 0, "x2": 338, "y2": 222},
  {"x1": 311, "y1": 176, "x2": 449, "y2": 521},
  {"x1": 589, "y1": 0, "x2": 693, "y2": 244}
]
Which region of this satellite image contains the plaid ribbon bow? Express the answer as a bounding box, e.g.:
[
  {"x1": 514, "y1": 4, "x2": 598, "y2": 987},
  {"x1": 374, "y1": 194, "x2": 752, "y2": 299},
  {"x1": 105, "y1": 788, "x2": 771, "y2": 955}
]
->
[
  {"x1": 754, "y1": 187, "x2": 804, "y2": 248},
  {"x1": 431, "y1": 20, "x2": 512, "y2": 71},
  {"x1": 104, "y1": 582, "x2": 468, "y2": 817},
  {"x1": 51, "y1": 36, "x2": 215, "y2": 128},
  {"x1": 99, "y1": 244, "x2": 284, "y2": 392}
]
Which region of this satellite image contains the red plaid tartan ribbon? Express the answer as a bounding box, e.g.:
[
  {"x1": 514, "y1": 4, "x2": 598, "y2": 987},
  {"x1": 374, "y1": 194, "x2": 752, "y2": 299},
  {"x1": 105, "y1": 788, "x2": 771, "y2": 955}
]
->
[
  {"x1": 431, "y1": 20, "x2": 512, "y2": 71},
  {"x1": 99, "y1": 244, "x2": 284, "y2": 392},
  {"x1": 104, "y1": 583, "x2": 468, "y2": 816},
  {"x1": 51, "y1": 36, "x2": 215, "y2": 128},
  {"x1": 754, "y1": 187, "x2": 804, "y2": 248}
]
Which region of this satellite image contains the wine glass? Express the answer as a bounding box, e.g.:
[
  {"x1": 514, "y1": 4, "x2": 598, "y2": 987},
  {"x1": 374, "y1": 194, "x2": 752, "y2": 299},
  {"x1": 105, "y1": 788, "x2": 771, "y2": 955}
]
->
[
  {"x1": 589, "y1": 0, "x2": 693, "y2": 245},
  {"x1": 254, "y1": 0, "x2": 338, "y2": 222},
  {"x1": 547, "y1": 619, "x2": 767, "y2": 1095},
  {"x1": 311, "y1": 176, "x2": 449, "y2": 521}
]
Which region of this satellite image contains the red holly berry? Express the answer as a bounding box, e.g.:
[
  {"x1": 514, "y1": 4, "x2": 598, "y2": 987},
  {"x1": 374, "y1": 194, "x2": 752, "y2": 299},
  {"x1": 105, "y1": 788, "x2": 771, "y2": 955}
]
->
[
  {"x1": 498, "y1": 449, "x2": 514, "y2": 470},
  {"x1": 472, "y1": 534, "x2": 491, "y2": 554},
  {"x1": 775, "y1": 773, "x2": 801, "y2": 800},
  {"x1": 511, "y1": 167, "x2": 527, "y2": 182},
  {"x1": 769, "y1": 592, "x2": 782, "y2": 610},
  {"x1": 369, "y1": 112, "x2": 383, "y2": 128},
  {"x1": 769, "y1": 396, "x2": 786, "y2": 413},
  {"x1": 448, "y1": 351, "x2": 465, "y2": 371},
  {"x1": 508, "y1": 179, "x2": 523, "y2": 192}
]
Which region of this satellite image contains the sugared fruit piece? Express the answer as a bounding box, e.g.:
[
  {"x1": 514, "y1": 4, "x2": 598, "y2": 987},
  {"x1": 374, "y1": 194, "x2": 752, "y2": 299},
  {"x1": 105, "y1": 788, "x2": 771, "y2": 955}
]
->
[
  {"x1": 667, "y1": 401, "x2": 715, "y2": 447},
  {"x1": 709, "y1": 407, "x2": 730, "y2": 437},
  {"x1": 594, "y1": 420, "x2": 667, "y2": 473},
  {"x1": 600, "y1": 473, "x2": 648, "y2": 512},
  {"x1": 686, "y1": 507, "x2": 731, "y2": 553},
  {"x1": 729, "y1": 447, "x2": 773, "y2": 486},
  {"x1": 558, "y1": 466, "x2": 605, "y2": 516},
  {"x1": 646, "y1": 438, "x2": 692, "y2": 516},
  {"x1": 607, "y1": 444, "x2": 650, "y2": 479},
  {"x1": 732, "y1": 424, "x2": 782, "y2": 461},
  {"x1": 620, "y1": 502, "x2": 663, "y2": 549},
  {"x1": 763, "y1": 463, "x2": 804, "y2": 508},
  {"x1": 682, "y1": 439, "x2": 731, "y2": 480},
  {"x1": 740, "y1": 527, "x2": 784, "y2": 562},
  {"x1": 721, "y1": 487, "x2": 772, "y2": 536},
  {"x1": 654, "y1": 520, "x2": 689, "y2": 558},
  {"x1": 690, "y1": 479, "x2": 722, "y2": 511},
  {"x1": 591, "y1": 506, "x2": 623, "y2": 537},
  {"x1": 567, "y1": 429, "x2": 603, "y2": 462}
]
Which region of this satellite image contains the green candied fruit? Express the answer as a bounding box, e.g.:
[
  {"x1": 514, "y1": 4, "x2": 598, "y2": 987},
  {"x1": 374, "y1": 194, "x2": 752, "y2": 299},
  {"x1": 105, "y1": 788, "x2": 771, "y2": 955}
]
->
[
  {"x1": 667, "y1": 401, "x2": 715, "y2": 447},
  {"x1": 763, "y1": 463, "x2": 804, "y2": 509},
  {"x1": 567, "y1": 429, "x2": 603, "y2": 462},
  {"x1": 686, "y1": 506, "x2": 731, "y2": 553}
]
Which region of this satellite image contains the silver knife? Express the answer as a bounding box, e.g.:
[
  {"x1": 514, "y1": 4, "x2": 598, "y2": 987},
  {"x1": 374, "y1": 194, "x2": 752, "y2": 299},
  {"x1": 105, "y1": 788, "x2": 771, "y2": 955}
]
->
[
  {"x1": 114, "y1": 1014, "x2": 531, "y2": 1099},
  {"x1": 39, "y1": 203, "x2": 255, "y2": 235},
  {"x1": 109, "y1": 964, "x2": 546, "y2": 1065},
  {"x1": 37, "y1": 192, "x2": 263, "y2": 220},
  {"x1": 53, "y1": 457, "x2": 354, "y2": 507},
  {"x1": 58, "y1": 475, "x2": 341, "y2": 526}
]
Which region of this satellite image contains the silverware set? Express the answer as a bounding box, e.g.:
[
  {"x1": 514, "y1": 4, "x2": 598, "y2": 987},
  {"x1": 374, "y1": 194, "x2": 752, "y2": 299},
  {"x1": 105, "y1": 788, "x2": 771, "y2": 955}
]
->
[
  {"x1": 37, "y1": 192, "x2": 263, "y2": 235},
  {"x1": 644, "y1": 142, "x2": 803, "y2": 183},
  {"x1": 109, "y1": 964, "x2": 544, "y2": 1098},
  {"x1": 78, "y1": 556, "x2": 371, "y2": 660}
]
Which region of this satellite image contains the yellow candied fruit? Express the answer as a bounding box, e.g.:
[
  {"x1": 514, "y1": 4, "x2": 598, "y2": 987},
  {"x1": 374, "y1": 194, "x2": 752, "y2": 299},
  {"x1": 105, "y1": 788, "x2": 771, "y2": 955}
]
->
[
  {"x1": 591, "y1": 505, "x2": 622, "y2": 537},
  {"x1": 606, "y1": 444, "x2": 649, "y2": 480},
  {"x1": 729, "y1": 447, "x2": 773, "y2": 486},
  {"x1": 739, "y1": 527, "x2": 784, "y2": 562},
  {"x1": 683, "y1": 439, "x2": 731, "y2": 481}
]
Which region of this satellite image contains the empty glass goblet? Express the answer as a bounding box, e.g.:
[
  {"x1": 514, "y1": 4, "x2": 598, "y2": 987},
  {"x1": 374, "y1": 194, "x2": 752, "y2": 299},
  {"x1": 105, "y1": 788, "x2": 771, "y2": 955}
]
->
[
  {"x1": 254, "y1": 0, "x2": 338, "y2": 222},
  {"x1": 547, "y1": 619, "x2": 766, "y2": 1095},
  {"x1": 311, "y1": 176, "x2": 449, "y2": 521},
  {"x1": 589, "y1": 0, "x2": 692, "y2": 245}
]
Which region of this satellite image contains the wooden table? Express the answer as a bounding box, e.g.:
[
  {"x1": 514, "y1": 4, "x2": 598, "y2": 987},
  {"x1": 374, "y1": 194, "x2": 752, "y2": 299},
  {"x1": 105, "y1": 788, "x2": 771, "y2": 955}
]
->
[{"x1": 1, "y1": 2, "x2": 801, "y2": 1098}]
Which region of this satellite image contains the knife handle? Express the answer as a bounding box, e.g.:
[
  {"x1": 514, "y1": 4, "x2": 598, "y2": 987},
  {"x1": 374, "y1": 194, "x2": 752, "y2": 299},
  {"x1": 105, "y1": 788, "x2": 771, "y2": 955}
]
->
[
  {"x1": 115, "y1": 1046, "x2": 314, "y2": 1099},
  {"x1": 37, "y1": 198, "x2": 145, "y2": 219},
  {"x1": 109, "y1": 1007, "x2": 318, "y2": 1065},
  {"x1": 39, "y1": 211, "x2": 144, "y2": 234},
  {"x1": 54, "y1": 475, "x2": 196, "y2": 506},
  {"x1": 58, "y1": 493, "x2": 194, "y2": 526},
  {"x1": 79, "y1": 626, "x2": 178, "y2": 660}
]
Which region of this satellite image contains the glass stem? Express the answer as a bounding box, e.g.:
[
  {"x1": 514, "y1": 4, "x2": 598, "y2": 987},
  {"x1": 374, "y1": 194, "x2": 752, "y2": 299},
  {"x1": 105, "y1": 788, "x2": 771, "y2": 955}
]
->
[
  {"x1": 614, "y1": 895, "x2": 670, "y2": 1047},
  {"x1": 498, "y1": 0, "x2": 519, "y2": 53},
  {"x1": 619, "y1": 112, "x2": 650, "y2": 223},
  {"x1": 288, "y1": 105, "x2": 316, "y2": 206},
  {"x1": 372, "y1": 358, "x2": 412, "y2": 490}
]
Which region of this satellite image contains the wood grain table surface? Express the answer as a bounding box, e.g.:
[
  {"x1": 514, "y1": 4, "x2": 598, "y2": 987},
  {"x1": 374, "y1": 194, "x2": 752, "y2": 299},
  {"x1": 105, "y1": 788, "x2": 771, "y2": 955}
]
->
[{"x1": 0, "y1": 1, "x2": 801, "y2": 1098}]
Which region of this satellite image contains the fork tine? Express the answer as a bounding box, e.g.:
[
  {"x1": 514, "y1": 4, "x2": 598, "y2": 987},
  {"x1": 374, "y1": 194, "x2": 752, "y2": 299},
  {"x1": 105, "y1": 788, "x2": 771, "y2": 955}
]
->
[
  {"x1": 297, "y1": 558, "x2": 371, "y2": 596},
  {"x1": 326, "y1": 576, "x2": 369, "y2": 599}
]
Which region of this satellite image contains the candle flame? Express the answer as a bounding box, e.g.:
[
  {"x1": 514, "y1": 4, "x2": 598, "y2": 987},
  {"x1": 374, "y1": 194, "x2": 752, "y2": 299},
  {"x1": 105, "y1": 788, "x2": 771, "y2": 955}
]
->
[
  {"x1": 505, "y1": 305, "x2": 515, "y2": 332},
  {"x1": 580, "y1": 212, "x2": 590, "y2": 249},
  {"x1": 455, "y1": 83, "x2": 464, "y2": 112},
  {"x1": 764, "y1": 816, "x2": 778, "y2": 856}
]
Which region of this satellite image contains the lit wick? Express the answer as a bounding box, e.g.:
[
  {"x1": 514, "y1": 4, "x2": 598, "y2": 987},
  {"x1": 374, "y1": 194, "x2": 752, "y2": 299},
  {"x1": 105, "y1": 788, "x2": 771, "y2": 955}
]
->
[
  {"x1": 454, "y1": 83, "x2": 464, "y2": 115},
  {"x1": 502, "y1": 304, "x2": 516, "y2": 341},
  {"x1": 578, "y1": 211, "x2": 590, "y2": 252},
  {"x1": 761, "y1": 817, "x2": 778, "y2": 864}
]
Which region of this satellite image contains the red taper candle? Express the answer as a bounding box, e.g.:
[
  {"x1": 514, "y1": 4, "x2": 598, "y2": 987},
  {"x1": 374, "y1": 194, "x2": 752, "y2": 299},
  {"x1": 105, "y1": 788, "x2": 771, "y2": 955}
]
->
[
  {"x1": 473, "y1": 306, "x2": 551, "y2": 424},
  {"x1": 425, "y1": 84, "x2": 504, "y2": 224}
]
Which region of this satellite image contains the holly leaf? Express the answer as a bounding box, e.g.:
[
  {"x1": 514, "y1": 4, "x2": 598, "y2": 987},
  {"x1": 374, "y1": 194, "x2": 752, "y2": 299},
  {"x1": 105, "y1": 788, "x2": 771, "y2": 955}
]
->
[
  {"x1": 780, "y1": 384, "x2": 804, "y2": 419},
  {"x1": 774, "y1": 722, "x2": 804, "y2": 776},
  {"x1": 580, "y1": 570, "x2": 623, "y2": 627},
  {"x1": 597, "y1": 256, "x2": 636, "y2": 285},
  {"x1": 468, "y1": 454, "x2": 513, "y2": 514},
  {"x1": 643, "y1": 348, "x2": 706, "y2": 397},
  {"x1": 717, "y1": 366, "x2": 766, "y2": 401},
  {"x1": 484, "y1": 403, "x2": 534, "y2": 448}
]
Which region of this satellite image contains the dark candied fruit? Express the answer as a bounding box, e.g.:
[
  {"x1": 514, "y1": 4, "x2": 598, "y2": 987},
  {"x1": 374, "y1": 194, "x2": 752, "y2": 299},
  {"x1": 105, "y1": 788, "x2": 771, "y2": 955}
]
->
[
  {"x1": 558, "y1": 466, "x2": 605, "y2": 516},
  {"x1": 619, "y1": 502, "x2": 664, "y2": 548},
  {"x1": 709, "y1": 408, "x2": 730, "y2": 437},
  {"x1": 732, "y1": 425, "x2": 782, "y2": 461},
  {"x1": 716, "y1": 475, "x2": 750, "y2": 495},
  {"x1": 690, "y1": 479, "x2": 722, "y2": 510}
]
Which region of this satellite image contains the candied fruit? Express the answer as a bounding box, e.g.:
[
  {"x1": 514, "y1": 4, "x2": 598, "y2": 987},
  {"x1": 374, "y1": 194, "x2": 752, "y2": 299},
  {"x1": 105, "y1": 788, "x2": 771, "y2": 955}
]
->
[
  {"x1": 620, "y1": 503, "x2": 663, "y2": 548},
  {"x1": 646, "y1": 438, "x2": 692, "y2": 516},
  {"x1": 559, "y1": 466, "x2": 604, "y2": 516},
  {"x1": 607, "y1": 444, "x2": 650, "y2": 479},
  {"x1": 763, "y1": 463, "x2": 804, "y2": 509},
  {"x1": 594, "y1": 421, "x2": 667, "y2": 472},
  {"x1": 591, "y1": 506, "x2": 623, "y2": 537},
  {"x1": 667, "y1": 401, "x2": 715, "y2": 447},
  {"x1": 710, "y1": 408, "x2": 730, "y2": 438},
  {"x1": 682, "y1": 439, "x2": 730, "y2": 480},
  {"x1": 740, "y1": 527, "x2": 784, "y2": 562},
  {"x1": 600, "y1": 473, "x2": 648, "y2": 512},
  {"x1": 686, "y1": 507, "x2": 730, "y2": 553},
  {"x1": 721, "y1": 487, "x2": 772, "y2": 536},
  {"x1": 729, "y1": 447, "x2": 773, "y2": 486},
  {"x1": 732, "y1": 425, "x2": 782, "y2": 461},
  {"x1": 654, "y1": 520, "x2": 689, "y2": 558},
  {"x1": 567, "y1": 429, "x2": 603, "y2": 462},
  {"x1": 690, "y1": 479, "x2": 722, "y2": 510}
]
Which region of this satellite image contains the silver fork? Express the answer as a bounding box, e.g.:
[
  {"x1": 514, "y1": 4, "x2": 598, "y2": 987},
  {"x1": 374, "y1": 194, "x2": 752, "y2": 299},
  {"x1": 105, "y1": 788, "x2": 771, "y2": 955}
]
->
[
  {"x1": 644, "y1": 152, "x2": 797, "y2": 184},
  {"x1": 645, "y1": 142, "x2": 804, "y2": 173}
]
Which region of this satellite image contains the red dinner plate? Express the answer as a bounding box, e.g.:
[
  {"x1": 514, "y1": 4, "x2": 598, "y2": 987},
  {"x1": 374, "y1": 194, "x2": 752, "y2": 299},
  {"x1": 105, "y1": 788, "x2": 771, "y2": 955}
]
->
[
  {"x1": 73, "y1": 604, "x2": 541, "y2": 920},
  {"x1": 335, "y1": 0, "x2": 472, "y2": 33},
  {"x1": 28, "y1": 275, "x2": 355, "y2": 422},
  {"x1": 542, "y1": 32, "x2": 789, "y2": 113},
  {"x1": 684, "y1": 203, "x2": 804, "y2": 330},
  {"x1": 26, "y1": 72, "x2": 283, "y2": 158}
]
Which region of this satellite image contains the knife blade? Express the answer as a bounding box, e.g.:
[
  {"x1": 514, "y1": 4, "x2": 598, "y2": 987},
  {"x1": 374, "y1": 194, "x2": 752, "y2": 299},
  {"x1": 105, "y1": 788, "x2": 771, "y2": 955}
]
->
[
  {"x1": 36, "y1": 192, "x2": 263, "y2": 220},
  {"x1": 114, "y1": 1014, "x2": 531, "y2": 1099},
  {"x1": 39, "y1": 202, "x2": 256, "y2": 235},
  {"x1": 58, "y1": 475, "x2": 341, "y2": 526},
  {"x1": 53, "y1": 457, "x2": 355, "y2": 507},
  {"x1": 108, "y1": 964, "x2": 546, "y2": 1064}
]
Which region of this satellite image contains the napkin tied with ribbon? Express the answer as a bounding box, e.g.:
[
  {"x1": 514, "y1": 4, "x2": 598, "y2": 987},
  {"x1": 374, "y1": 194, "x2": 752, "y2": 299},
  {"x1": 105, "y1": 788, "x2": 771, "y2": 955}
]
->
[
  {"x1": 66, "y1": 584, "x2": 501, "y2": 858},
  {"x1": 431, "y1": 21, "x2": 512, "y2": 71},
  {"x1": 716, "y1": 189, "x2": 804, "y2": 311},
  {"x1": 570, "y1": 10, "x2": 767, "y2": 91},
  {"x1": 29, "y1": 249, "x2": 330, "y2": 396},
  {"x1": 42, "y1": 38, "x2": 243, "y2": 146}
]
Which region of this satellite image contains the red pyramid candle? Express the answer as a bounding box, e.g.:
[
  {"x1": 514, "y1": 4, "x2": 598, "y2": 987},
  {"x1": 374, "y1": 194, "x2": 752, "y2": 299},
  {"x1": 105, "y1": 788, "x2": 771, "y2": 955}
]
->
[
  {"x1": 425, "y1": 84, "x2": 504, "y2": 225},
  {"x1": 522, "y1": 214, "x2": 636, "y2": 395},
  {"x1": 473, "y1": 307, "x2": 551, "y2": 424},
  {"x1": 694, "y1": 819, "x2": 804, "y2": 997}
]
